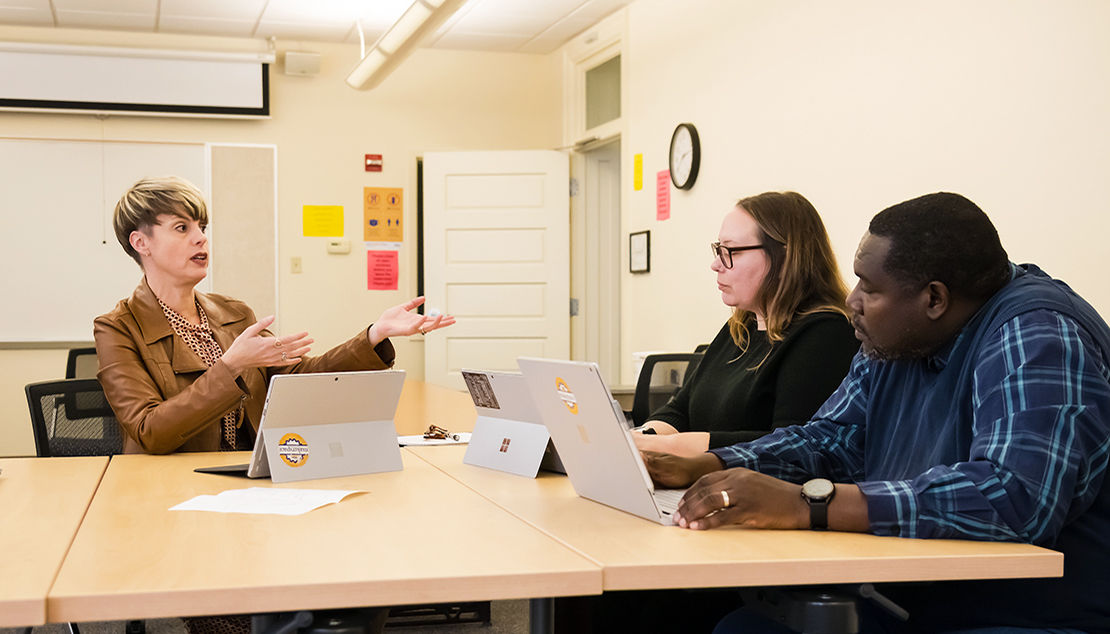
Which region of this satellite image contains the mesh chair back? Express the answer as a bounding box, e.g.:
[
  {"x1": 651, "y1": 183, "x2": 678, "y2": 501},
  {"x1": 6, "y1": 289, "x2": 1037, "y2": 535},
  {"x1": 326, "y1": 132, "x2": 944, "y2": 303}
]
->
[
  {"x1": 25, "y1": 378, "x2": 123, "y2": 458},
  {"x1": 66, "y1": 347, "x2": 99, "y2": 379},
  {"x1": 630, "y1": 352, "x2": 704, "y2": 428}
]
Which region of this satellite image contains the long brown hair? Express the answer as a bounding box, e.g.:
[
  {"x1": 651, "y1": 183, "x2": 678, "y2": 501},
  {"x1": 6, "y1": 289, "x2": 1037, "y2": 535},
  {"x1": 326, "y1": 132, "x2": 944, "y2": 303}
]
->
[{"x1": 728, "y1": 191, "x2": 849, "y2": 352}]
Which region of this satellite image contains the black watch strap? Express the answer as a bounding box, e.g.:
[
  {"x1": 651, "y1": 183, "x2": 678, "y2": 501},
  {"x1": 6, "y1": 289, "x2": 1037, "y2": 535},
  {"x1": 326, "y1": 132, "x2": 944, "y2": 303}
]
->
[
  {"x1": 808, "y1": 498, "x2": 830, "y2": 530},
  {"x1": 801, "y1": 479, "x2": 835, "y2": 531}
]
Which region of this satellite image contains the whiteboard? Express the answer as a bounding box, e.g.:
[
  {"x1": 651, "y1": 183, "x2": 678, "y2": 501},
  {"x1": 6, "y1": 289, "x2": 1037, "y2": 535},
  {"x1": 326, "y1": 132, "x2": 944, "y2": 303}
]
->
[{"x1": 0, "y1": 138, "x2": 207, "y2": 343}]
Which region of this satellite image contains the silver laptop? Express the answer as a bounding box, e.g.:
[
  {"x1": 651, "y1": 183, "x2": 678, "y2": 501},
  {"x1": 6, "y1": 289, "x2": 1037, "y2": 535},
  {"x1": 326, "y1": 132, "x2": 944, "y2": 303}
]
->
[
  {"x1": 197, "y1": 370, "x2": 406, "y2": 483},
  {"x1": 461, "y1": 369, "x2": 564, "y2": 478},
  {"x1": 517, "y1": 358, "x2": 685, "y2": 525}
]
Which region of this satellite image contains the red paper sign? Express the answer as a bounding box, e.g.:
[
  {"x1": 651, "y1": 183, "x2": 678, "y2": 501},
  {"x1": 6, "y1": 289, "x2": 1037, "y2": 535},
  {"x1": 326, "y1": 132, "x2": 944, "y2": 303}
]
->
[
  {"x1": 367, "y1": 250, "x2": 398, "y2": 290},
  {"x1": 656, "y1": 170, "x2": 671, "y2": 220}
]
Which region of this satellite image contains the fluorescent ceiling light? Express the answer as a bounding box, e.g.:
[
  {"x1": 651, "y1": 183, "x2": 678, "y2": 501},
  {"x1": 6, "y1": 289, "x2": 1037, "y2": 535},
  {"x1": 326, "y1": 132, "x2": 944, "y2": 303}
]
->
[
  {"x1": 345, "y1": 48, "x2": 388, "y2": 88},
  {"x1": 378, "y1": 3, "x2": 433, "y2": 54},
  {"x1": 345, "y1": 0, "x2": 468, "y2": 91}
]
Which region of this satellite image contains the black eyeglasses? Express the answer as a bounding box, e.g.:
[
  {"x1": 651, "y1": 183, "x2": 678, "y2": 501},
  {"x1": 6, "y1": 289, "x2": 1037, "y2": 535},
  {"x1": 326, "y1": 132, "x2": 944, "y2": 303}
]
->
[{"x1": 711, "y1": 241, "x2": 765, "y2": 269}]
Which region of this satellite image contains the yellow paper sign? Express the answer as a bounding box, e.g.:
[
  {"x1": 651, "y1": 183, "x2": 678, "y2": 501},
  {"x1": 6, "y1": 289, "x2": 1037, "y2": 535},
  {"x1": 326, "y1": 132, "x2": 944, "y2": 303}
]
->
[
  {"x1": 633, "y1": 154, "x2": 643, "y2": 191},
  {"x1": 364, "y1": 187, "x2": 403, "y2": 242},
  {"x1": 302, "y1": 206, "x2": 344, "y2": 237}
]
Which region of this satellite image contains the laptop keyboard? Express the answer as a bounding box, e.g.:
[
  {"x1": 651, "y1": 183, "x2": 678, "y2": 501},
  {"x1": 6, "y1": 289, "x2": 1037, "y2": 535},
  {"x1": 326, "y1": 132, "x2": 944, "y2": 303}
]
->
[{"x1": 652, "y1": 488, "x2": 687, "y2": 514}]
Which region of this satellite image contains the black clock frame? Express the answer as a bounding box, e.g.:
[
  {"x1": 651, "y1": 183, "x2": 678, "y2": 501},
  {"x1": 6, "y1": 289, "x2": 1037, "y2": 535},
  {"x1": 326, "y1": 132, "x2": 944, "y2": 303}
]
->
[{"x1": 669, "y1": 123, "x2": 701, "y2": 190}]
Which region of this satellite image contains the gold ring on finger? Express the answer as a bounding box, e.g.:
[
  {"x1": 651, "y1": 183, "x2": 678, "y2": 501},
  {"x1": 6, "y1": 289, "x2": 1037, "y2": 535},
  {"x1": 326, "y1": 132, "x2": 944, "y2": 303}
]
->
[{"x1": 281, "y1": 352, "x2": 287, "y2": 362}]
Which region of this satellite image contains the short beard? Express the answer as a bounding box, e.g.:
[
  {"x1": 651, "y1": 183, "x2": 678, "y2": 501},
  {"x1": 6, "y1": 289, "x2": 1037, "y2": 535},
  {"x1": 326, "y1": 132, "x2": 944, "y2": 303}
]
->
[
  {"x1": 854, "y1": 318, "x2": 936, "y2": 361},
  {"x1": 860, "y1": 337, "x2": 939, "y2": 361}
]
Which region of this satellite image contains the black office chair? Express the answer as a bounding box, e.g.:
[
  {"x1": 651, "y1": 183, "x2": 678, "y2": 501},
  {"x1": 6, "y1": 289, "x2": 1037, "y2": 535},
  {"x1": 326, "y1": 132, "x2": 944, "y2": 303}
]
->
[
  {"x1": 628, "y1": 352, "x2": 704, "y2": 428},
  {"x1": 739, "y1": 583, "x2": 909, "y2": 634},
  {"x1": 694, "y1": 343, "x2": 710, "y2": 354},
  {"x1": 26, "y1": 378, "x2": 123, "y2": 458},
  {"x1": 66, "y1": 346, "x2": 99, "y2": 379}
]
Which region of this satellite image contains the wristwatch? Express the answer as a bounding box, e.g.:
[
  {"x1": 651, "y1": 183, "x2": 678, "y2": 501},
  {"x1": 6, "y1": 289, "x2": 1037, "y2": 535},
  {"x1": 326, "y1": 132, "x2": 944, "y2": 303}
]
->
[{"x1": 800, "y1": 478, "x2": 836, "y2": 530}]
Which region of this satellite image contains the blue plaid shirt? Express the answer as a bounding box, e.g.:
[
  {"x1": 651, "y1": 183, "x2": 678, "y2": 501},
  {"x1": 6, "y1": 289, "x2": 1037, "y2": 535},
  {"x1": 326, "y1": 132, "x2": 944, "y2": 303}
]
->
[{"x1": 710, "y1": 285, "x2": 1110, "y2": 545}]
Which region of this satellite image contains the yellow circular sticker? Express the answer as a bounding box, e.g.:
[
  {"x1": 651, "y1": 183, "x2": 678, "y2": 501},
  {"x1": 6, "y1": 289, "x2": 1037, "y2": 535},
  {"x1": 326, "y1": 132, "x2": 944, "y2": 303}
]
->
[
  {"x1": 278, "y1": 433, "x2": 309, "y2": 468},
  {"x1": 556, "y1": 377, "x2": 578, "y2": 415}
]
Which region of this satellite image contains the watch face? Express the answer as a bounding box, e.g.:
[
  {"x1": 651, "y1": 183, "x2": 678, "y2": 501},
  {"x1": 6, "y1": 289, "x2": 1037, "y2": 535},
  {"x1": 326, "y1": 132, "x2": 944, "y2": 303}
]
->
[
  {"x1": 669, "y1": 124, "x2": 699, "y2": 189},
  {"x1": 802, "y1": 478, "x2": 835, "y2": 500}
]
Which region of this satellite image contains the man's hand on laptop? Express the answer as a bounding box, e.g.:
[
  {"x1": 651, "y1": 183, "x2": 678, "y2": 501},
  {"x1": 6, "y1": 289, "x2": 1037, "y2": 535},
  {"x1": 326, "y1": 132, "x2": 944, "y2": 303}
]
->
[
  {"x1": 674, "y1": 467, "x2": 807, "y2": 531},
  {"x1": 641, "y1": 450, "x2": 723, "y2": 489}
]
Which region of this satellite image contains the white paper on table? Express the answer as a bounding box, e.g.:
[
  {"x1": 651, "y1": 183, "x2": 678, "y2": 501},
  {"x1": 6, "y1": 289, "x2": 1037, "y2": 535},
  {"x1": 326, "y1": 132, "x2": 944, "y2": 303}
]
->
[
  {"x1": 398, "y1": 432, "x2": 471, "y2": 446},
  {"x1": 170, "y1": 487, "x2": 362, "y2": 515}
]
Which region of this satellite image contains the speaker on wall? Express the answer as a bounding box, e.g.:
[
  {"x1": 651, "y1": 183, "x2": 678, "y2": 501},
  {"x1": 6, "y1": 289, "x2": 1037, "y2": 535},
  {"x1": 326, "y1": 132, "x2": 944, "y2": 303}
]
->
[{"x1": 284, "y1": 51, "x2": 321, "y2": 76}]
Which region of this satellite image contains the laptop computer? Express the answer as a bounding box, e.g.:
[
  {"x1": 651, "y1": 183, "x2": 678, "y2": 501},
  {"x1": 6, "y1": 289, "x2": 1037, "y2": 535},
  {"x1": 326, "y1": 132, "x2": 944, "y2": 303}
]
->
[
  {"x1": 461, "y1": 369, "x2": 564, "y2": 478},
  {"x1": 517, "y1": 358, "x2": 685, "y2": 525},
  {"x1": 196, "y1": 370, "x2": 406, "y2": 483}
]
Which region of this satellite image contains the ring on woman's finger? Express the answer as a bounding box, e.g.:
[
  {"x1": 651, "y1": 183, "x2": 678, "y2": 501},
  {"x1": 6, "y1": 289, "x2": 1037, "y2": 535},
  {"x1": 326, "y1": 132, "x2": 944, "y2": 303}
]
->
[
  {"x1": 273, "y1": 339, "x2": 282, "y2": 348},
  {"x1": 420, "y1": 325, "x2": 427, "y2": 335},
  {"x1": 281, "y1": 351, "x2": 287, "y2": 362},
  {"x1": 720, "y1": 490, "x2": 730, "y2": 509}
]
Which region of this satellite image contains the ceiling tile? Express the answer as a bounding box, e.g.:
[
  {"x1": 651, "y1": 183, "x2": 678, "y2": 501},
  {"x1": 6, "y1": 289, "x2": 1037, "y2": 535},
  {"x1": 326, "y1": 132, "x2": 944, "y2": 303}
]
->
[
  {"x1": 159, "y1": 15, "x2": 258, "y2": 38},
  {"x1": 255, "y1": 19, "x2": 353, "y2": 42},
  {"x1": 262, "y1": 0, "x2": 394, "y2": 25},
  {"x1": 54, "y1": 0, "x2": 154, "y2": 12},
  {"x1": 0, "y1": 7, "x2": 53, "y2": 26},
  {"x1": 433, "y1": 31, "x2": 531, "y2": 52},
  {"x1": 56, "y1": 9, "x2": 156, "y2": 30},
  {"x1": 0, "y1": 0, "x2": 51, "y2": 8},
  {"x1": 160, "y1": 0, "x2": 267, "y2": 21}
]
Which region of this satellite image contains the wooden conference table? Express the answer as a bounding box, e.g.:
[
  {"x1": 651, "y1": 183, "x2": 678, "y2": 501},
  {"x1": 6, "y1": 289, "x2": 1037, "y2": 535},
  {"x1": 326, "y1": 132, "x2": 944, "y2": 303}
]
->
[
  {"x1": 0, "y1": 456, "x2": 108, "y2": 627},
  {"x1": 38, "y1": 380, "x2": 1063, "y2": 631},
  {"x1": 410, "y1": 446, "x2": 1062, "y2": 591}
]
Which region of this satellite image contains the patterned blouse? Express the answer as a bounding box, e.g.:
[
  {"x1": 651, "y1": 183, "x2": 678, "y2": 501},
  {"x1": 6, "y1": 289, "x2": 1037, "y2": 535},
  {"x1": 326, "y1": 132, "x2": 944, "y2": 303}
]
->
[{"x1": 158, "y1": 297, "x2": 244, "y2": 451}]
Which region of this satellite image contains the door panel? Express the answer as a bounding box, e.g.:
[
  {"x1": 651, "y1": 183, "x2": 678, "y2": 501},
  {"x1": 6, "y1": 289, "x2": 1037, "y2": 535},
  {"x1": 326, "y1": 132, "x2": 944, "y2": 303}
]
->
[{"x1": 424, "y1": 150, "x2": 570, "y2": 389}]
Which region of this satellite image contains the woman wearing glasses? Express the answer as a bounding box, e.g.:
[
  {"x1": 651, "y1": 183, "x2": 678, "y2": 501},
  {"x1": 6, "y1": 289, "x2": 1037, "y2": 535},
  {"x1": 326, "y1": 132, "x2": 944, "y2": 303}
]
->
[{"x1": 633, "y1": 191, "x2": 859, "y2": 457}]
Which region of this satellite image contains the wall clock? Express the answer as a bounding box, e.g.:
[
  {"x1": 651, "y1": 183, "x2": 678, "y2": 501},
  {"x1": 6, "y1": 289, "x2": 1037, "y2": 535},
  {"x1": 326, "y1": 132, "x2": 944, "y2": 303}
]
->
[{"x1": 669, "y1": 123, "x2": 700, "y2": 190}]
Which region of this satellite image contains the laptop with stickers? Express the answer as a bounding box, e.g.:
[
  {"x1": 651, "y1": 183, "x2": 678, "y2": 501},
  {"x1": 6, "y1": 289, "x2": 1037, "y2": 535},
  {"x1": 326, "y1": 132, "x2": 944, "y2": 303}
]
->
[
  {"x1": 196, "y1": 370, "x2": 405, "y2": 483},
  {"x1": 516, "y1": 358, "x2": 685, "y2": 525},
  {"x1": 461, "y1": 369, "x2": 564, "y2": 478}
]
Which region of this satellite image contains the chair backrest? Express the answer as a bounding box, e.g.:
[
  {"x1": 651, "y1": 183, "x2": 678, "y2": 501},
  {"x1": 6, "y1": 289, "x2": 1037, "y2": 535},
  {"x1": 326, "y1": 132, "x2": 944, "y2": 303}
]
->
[
  {"x1": 25, "y1": 378, "x2": 123, "y2": 458},
  {"x1": 66, "y1": 347, "x2": 99, "y2": 379},
  {"x1": 630, "y1": 352, "x2": 704, "y2": 428},
  {"x1": 693, "y1": 343, "x2": 710, "y2": 354}
]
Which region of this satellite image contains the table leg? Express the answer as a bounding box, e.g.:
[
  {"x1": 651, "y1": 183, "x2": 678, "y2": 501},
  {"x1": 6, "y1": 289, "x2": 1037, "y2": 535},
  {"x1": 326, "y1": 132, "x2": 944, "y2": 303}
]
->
[{"x1": 529, "y1": 597, "x2": 554, "y2": 634}]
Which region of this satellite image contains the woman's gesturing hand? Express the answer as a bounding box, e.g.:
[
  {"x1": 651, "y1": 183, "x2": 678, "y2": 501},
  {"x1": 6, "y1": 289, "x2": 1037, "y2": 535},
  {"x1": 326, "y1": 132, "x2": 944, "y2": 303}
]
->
[
  {"x1": 222, "y1": 315, "x2": 313, "y2": 375},
  {"x1": 368, "y1": 297, "x2": 456, "y2": 345}
]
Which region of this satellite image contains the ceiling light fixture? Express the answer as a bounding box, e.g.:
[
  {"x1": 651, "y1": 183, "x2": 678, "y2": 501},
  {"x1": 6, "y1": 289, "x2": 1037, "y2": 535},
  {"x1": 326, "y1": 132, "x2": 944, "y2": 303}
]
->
[{"x1": 346, "y1": 0, "x2": 468, "y2": 91}]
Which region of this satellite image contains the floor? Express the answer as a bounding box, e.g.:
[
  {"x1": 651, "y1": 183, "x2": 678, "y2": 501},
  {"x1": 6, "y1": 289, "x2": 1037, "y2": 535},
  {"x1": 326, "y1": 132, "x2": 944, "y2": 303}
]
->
[{"x1": 2, "y1": 600, "x2": 529, "y2": 634}]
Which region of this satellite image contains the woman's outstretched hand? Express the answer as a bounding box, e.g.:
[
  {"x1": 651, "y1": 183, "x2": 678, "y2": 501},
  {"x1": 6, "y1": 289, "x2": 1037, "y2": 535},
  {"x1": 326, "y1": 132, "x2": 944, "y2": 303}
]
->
[{"x1": 368, "y1": 297, "x2": 456, "y2": 346}]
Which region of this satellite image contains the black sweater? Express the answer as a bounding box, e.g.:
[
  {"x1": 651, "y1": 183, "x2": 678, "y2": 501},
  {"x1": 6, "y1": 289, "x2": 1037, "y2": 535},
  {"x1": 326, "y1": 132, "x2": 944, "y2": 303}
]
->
[{"x1": 648, "y1": 311, "x2": 860, "y2": 449}]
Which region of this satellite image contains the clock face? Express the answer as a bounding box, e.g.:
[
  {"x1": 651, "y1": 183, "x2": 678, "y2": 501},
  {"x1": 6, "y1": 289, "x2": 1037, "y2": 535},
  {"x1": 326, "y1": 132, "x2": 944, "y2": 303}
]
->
[{"x1": 669, "y1": 123, "x2": 700, "y2": 190}]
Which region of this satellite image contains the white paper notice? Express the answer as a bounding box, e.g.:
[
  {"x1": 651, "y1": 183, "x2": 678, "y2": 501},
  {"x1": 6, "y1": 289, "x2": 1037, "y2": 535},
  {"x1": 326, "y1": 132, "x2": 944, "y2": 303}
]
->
[{"x1": 170, "y1": 487, "x2": 362, "y2": 516}]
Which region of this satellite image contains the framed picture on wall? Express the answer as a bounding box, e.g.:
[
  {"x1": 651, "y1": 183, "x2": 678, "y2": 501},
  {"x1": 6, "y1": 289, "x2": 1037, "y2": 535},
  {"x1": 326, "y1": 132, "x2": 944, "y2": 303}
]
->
[{"x1": 630, "y1": 230, "x2": 650, "y2": 273}]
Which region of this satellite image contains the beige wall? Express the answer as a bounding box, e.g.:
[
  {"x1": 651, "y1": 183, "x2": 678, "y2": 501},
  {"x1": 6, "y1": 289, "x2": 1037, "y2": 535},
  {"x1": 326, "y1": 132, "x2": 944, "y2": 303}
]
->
[
  {"x1": 618, "y1": 0, "x2": 1110, "y2": 382},
  {"x1": 7, "y1": 0, "x2": 1110, "y2": 452},
  {"x1": 0, "y1": 26, "x2": 562, "y2": 457}
]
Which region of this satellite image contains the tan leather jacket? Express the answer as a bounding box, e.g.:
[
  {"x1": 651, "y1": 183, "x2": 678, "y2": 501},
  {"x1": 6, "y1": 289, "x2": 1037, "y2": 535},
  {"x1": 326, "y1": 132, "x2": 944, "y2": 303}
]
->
[{"x1": 94, "y1": 279, "x2": 395, "y2": 454}]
